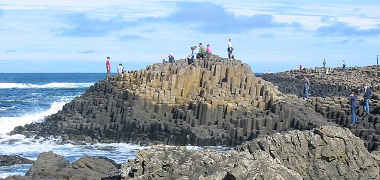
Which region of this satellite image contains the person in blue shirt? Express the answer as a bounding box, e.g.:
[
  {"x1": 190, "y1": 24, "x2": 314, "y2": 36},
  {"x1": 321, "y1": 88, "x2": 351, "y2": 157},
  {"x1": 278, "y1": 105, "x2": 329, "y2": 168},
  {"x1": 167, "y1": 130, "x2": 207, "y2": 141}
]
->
[
  {"x1": 350, "y1": 90, "x2": 358, "y2": 124},
  {"x1": 363, "y1": 84, "x2": 372, "y2": 114}
]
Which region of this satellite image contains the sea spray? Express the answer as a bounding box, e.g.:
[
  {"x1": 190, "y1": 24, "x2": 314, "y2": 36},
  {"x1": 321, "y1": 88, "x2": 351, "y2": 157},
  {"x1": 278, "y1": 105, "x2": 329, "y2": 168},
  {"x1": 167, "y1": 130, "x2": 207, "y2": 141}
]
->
[{"x1": 0, "y1": 101, "x2": 67, "y2": 134}]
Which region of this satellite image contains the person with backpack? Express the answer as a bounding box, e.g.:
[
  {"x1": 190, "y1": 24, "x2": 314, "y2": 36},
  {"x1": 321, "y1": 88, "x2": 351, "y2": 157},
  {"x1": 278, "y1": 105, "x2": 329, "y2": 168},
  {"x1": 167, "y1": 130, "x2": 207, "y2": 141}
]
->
[
  {"x1": 363, "y1": 84, "x2": 372, "y2": 114},
  {"x1": 350, "y1": 90, "x2": 358, "y2": 124}
]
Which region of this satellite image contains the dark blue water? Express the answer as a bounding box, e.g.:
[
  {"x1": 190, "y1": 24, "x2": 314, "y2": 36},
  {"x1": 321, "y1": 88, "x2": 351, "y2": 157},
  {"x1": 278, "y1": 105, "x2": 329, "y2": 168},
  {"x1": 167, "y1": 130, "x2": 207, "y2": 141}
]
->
[
  {"x1": 0, "y1": 73, "x2": 144, "y2": 178},
  {"x1": 0, "y1": 74, "x2": 106, "y2": 117}
]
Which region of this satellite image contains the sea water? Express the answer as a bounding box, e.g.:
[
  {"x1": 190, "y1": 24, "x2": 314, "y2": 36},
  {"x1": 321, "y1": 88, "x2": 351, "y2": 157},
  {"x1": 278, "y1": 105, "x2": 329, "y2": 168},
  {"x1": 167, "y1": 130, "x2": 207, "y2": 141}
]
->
[{"x1": 0, "y1": 73, "x2": 144, "y2": 178}]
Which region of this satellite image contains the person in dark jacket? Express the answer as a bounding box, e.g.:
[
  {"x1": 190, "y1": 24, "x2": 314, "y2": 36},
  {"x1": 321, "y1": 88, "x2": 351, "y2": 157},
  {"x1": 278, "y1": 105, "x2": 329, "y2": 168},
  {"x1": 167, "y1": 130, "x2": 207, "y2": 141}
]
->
[
  {"x1": 350, "y1": 90, "x2": 358, "y2": 124},
  {"x1": 363, "y1": 84, "x2": 372, "y2": 114},
  {"x1": 303, "y1": 77, "x2": 310, "y2": 100}
]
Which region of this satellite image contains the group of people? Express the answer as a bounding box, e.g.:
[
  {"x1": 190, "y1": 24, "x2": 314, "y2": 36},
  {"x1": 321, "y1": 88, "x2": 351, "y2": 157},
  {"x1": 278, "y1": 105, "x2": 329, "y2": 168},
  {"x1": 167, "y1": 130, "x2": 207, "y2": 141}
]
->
[
  {"x1": 350, "y1": 85, "x2": 372, "y2": 125},
  {"x1": 299, "y1": 59, "x2": 348, "y2": 72},
  {"x1": 303, "y1": 77, "x2": 373, "y2": 125},
  {"x1": 163, "y1": 38, "x2": 236, "y2": 65},
  {"x1": 105, "y1": 56, "x2": 125, "y2": 77}
]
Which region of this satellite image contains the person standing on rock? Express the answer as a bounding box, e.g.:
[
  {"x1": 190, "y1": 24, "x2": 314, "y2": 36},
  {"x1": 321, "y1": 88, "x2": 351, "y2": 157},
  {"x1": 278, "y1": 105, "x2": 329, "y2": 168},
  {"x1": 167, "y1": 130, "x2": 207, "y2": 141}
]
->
[
  {"x1": 323, "y1": 58, "x2": 326, "y2": 68},
  {"x1": 227, "y1": 38, "x2": 233, "y2": 59},
  {"x1": 197, "y1": 43, "x2": 206, "y2": 59},
  {"x1": 363, "y1": 84, "x2": 372, "y2": 114},
  {"x1": 350, "y1": 90, "x2": 358, "y2": 124},
  {"x1": 303, "y1": 76, "x2": 310, "y2": 100},
  {"x1": 106, "y1": 57, "x2": 111, "y2": 78},
  {"x1": 117, "y1": 64, "x2": 124, "y2": 75},
  {"x1": 168, "y1": 53, "x2": 175, "y2": 63},
  {"x1": 206, "y1": 44, "x2": 212, "y2": 55},
  {"x1": 343, "y1": 60, "x2": 347, "y2": 70}
]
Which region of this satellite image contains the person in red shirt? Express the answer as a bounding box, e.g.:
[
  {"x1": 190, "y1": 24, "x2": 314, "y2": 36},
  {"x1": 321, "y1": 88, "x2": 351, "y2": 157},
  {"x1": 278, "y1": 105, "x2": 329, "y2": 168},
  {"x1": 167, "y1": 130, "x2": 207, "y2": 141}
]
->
[{"x1": 106, "y1": 57, "x2": 111, "y2": 74}]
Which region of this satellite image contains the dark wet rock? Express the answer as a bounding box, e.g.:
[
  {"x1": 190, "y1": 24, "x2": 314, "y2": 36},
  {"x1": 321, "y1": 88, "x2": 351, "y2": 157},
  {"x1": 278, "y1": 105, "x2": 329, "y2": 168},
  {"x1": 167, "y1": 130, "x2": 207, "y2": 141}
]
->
[
  {"x1": 0, "y1": 155, "x2": 33, "y2": 166},
  {"x1": 11, "y1": 55, "x2": 333, "y2": 146},
  {"x1": 121, "y1": 126, "x2": 379, "y2": 180},
  {"x1": 3, "y1": 152, "x2": 119, "y2": 180}
]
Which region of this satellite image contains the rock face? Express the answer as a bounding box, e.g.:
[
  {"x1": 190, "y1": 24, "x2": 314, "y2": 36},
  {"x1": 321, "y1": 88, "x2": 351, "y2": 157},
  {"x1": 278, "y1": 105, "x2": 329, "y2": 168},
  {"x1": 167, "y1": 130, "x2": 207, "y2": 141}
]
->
[
  {"x1": 260, "y1": 66, "x2": 380, "y2": 151},
  {"x1": 4, "y1": 152, "x2": 119, "y2": 180},
  {"x1": 12, "y1": 55, "x2": 332, "y2": 146},
  {"x1": 121, "y1": 126, "x2": 379, "y2": 180},
  {"x1": 0, "y1": 155, "x2": 33, "y2": 166}
]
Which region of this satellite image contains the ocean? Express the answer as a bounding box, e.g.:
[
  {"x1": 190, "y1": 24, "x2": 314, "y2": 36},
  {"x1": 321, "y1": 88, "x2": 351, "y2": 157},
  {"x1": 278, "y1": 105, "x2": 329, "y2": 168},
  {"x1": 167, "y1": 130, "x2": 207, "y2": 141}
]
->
[{"x1": 0, "y1": 73, "x2": 144, "y2": 178}]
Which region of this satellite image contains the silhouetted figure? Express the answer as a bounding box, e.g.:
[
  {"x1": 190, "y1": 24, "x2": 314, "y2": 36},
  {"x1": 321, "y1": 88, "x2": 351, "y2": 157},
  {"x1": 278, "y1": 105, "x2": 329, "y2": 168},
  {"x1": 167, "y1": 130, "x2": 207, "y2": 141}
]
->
[{"x1": 323, "y1": 58, "x2": 326, "y2": 68}]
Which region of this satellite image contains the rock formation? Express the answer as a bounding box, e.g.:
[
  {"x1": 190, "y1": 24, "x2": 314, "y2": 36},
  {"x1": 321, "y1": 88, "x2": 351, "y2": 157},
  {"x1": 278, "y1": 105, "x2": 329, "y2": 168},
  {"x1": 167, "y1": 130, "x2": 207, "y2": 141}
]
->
[
  {"x1": 6, "y1": 126, "x2": 379, "y2": 180},
  {"x1": 0, "y1": 155, "x2": 33, "y2": 166},
  {"x1": 260, "y1": 66, "x2": 380, "y2": 151},
  {"x1": 121, "y1": 126, "x2": 379, "y2": 180},
  {"x1": 3, "y1": 152, "x2": 119, "y2": 180},
  {"x1": 12, "y1": 55, "x2": 332, "y2": 146}
]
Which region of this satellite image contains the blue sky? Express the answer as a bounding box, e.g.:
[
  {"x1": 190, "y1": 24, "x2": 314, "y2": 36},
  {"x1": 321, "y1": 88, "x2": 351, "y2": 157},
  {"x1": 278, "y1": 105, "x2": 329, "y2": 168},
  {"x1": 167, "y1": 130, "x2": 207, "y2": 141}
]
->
[{"x1": 0, "y1": 0, "x2": 380, "y2": 73}]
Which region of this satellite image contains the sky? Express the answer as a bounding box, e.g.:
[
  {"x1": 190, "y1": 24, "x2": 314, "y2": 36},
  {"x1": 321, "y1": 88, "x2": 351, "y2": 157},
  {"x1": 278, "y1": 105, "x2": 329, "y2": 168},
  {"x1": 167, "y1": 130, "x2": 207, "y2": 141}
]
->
[{"x1": 0, "y1": 0, "x2": 380, "y2": 73}]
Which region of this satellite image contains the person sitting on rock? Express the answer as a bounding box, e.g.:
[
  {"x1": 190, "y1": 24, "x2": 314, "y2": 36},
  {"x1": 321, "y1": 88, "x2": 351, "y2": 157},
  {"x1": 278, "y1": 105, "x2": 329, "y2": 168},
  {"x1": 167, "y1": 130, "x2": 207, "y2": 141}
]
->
[
  {"x1": 168, "y1": 53, "x2": 175, "y2": 63},
  {"x1": 350, "y1": 90, "x2": 358, "y2": 124},
  {"x1": 197, "y1": 43, "x2": 206, "y2": 59},
  {"x1": 303, "y1": 76, "x2": 310, "y2": 100},
  {"x1": 363, "y1": 84, "x2": 372, "y2": 114}
]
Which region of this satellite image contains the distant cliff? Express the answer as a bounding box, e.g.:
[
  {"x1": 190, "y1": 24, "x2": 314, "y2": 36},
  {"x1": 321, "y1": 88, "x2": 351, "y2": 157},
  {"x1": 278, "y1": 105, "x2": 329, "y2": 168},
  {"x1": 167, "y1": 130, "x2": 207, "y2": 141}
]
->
[{"x1": 12, "y1": 55, "x2": 331, "y2": 146}]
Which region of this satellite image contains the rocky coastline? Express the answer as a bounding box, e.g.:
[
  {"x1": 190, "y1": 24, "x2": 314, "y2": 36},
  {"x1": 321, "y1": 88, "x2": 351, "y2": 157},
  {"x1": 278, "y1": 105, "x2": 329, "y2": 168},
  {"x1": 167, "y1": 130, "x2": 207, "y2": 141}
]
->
[{"x1": 3, "y1": 55, "x2": 380, "y2": 179}]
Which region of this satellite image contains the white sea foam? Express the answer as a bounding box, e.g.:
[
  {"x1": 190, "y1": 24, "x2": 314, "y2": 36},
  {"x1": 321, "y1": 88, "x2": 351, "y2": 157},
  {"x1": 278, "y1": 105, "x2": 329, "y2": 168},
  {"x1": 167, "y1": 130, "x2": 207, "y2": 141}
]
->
[
  {"x1": 0, "y1": 106, "x2": 16, "y2": 111},
  {"x1": 0, "y1": 82, "x2": 93, "y2": 89},
  {"x1": 0, "y1": 101, "x2": 67, "y2": 134}
]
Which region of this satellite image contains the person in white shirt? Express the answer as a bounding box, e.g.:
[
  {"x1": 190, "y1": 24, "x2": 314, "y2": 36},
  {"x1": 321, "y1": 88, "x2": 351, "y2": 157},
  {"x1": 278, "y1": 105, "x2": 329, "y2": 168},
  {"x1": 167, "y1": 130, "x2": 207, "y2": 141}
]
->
[
  {"x1": 117, "y1": 64, "x2": 124, "y2": 75},
  {"x1": 227, "y1": 38, "x2": 233, "y2": 59}
]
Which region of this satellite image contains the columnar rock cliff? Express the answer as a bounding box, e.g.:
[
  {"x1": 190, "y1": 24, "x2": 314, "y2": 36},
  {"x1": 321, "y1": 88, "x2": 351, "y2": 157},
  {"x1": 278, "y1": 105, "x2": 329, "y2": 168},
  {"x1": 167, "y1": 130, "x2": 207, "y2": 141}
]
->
[
  {"x1": 261, "y1": 66, "x2": 380, "y2": 151},
  {"x1": 12, "y1": 55, "x2": 331, "y2": 146}
]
